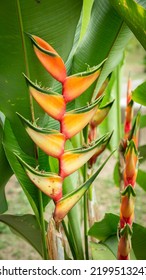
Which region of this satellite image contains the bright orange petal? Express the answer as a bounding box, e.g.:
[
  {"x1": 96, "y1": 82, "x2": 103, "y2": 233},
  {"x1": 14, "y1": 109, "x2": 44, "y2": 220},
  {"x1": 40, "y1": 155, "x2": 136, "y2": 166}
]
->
[
  {"x1": 26, "y1": 127, "x2": 65, "y2": 158},
  {"x1": 27, "y1": 169, "x2": 62, "y2": 201},
  {"x1": 28, "y1": 85, "x2": 65, "y2": 121},
  {"x1": 60, "y1": 133, "x2": 111, "y2": 177},
  {"x1": 124, "y1": 140, "x2": 138, "y2": 187},
  {"x1": 62, "y1": 98, "x2": 102, "y2": 139},
  {"x1": 120, "y1": 195, "x2": 135, "y2": 219},
  {"x1": 62, "y1": 109, "x2": 96, "y2": 139},
  {"x1": 30, "y1": 35, "x2": 66, "y2": 83},
  {"x1": 54, "y1": 187, "x2": 85, "y2": 223},
  {"x1": 15, "y1": 154, "x2": 63, "y2": 201},
  {"x1": 17, "y1": 113, "x2": 65, "y2": 158},
  {"x1": 63, "y1": 66, "x2": 102, "y2": 102}
]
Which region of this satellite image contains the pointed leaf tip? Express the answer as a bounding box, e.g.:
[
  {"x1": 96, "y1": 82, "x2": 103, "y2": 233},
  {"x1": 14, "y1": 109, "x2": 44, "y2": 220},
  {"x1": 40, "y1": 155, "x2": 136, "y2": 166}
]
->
[
  {"x1": 23, "y1": 75, "x2": 65, "y2": 120},
  {"x1": 14, "y1": 153, "x2": 63, "y2": 201},
  {"x1": 17, "y1": 113, "x2": 65, "y2": 158},
  {"x1": 60, "y1": 132, "x2": 113, "y2": 178},
  {"x1": 29, "y1": 34, "x2": 66, "y2": 83},
  {"x1": 54, "y1": 149, "x2": 116, "y2": 223},
  {"x1": 62, "y1": 96, "x2": 103, "y2": 139},
  {"x1": 90, "y1": 99, "x2": 115, "y2": 127},
  {"x1": 63, "y1": 61, "x2": 105, "y2": 102}
]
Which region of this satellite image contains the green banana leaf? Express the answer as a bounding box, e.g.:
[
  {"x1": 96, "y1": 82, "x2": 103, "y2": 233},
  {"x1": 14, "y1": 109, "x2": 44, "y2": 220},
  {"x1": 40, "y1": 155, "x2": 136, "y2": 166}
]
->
[
  {"x1": 0, "y1": 214, "x2": 45, "y2": 257},
  {"x1": 0, "y1": 0, "x2": 83, "y2": 156},
  {"x1": 137, "y1": 169, "x2": 146, "y2": 192},
  {"x1": 0, "y1": 120, "x2": 13, "y2": 213},
  {"x1": 132, "y1": 81, "x2": 146, "y2": 106},
  {"x1": 110, "y1": 0, "x2": 146, "y2": 50},
  {"x1": 88, "y1": 213, "x2": 146, "y2": 260},
  {"x1": 3, "y1": 118, "x2": 49, "y2": 220},
  {"x1": 72, "y1": 0, "x2": 133, "y2": 107},
  {"x1": 90, "y1": 241, "x2": 116, "y2": 260}
]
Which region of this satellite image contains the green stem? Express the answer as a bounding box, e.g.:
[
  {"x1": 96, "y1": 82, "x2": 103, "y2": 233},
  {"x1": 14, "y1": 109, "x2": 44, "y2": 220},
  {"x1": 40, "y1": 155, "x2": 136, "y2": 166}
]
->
[
  {"x1": 16, "y1": 0, "x2": 35, "y2": 123},
  {"x1": 38, "y1": 190, "x2": 49, "y2": 260},
  {"x1": 83, "y1": 125, "x2": 89, "y2": 260},
  {"x1": 62, "y1": 220, "x2": 77, "y2": 260},
  {"x1": 116, "y1": 64, "x2": 122, "y2": 143}
]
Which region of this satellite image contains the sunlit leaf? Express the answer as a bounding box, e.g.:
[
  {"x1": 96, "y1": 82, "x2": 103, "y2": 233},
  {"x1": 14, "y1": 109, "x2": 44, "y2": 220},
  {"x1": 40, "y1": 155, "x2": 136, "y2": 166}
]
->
[
  {"x1": 110, "y1": 0, "x2": 146, "y2": 50},
  {"x1": 72, "y1": 0, "x2": 133, "y2": 106},
  {"x1": 132, "y1": 81, "x2": 146, "y2": 106}
]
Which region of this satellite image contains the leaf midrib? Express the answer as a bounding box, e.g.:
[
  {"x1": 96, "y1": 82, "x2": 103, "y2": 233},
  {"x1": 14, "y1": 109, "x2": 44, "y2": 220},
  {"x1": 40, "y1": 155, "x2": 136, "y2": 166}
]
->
[{"x1": 16, "y1": 0, "x2": 35, "y2": 123}]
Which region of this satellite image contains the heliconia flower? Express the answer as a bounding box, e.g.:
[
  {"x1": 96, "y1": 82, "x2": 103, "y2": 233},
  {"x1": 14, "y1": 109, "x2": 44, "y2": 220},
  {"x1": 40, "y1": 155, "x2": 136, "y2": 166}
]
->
[
  {"x1": 14, "y1": 154, "x2": 63, "y2": 201},
  {"x1": 62, "y1": 97, "x2": 103, "y2": 139},
  {"x1": 120, "y1": 185, "x2": 136, "y2": 219},
  {"x1": 60, "y1": 133, "x2": 112, "y2": 178},
  {"x1": 124, "y1": 140, "x2": 138, "y2": 187},
  {"x1": 117, "y1": 224, "x2": 132, "y2": 260},
  {"x1": 54, "y1": 150, "x2": 115, "y2": 223},
  {"x1": 63, "y1": 61, "x2": 105, "y2": 102},
  {"x1": 17, "y1": 113, "x2": 65, "y2": 158},
  {"x1": 24, "y1": 75, "x2": 65, "y2": 120},
  {"x1": 90, "y1": 100, "x2": 114, "y2": 128},
  {"x1": 28, "y1": 34, "x2": 66, "y2": 83}
]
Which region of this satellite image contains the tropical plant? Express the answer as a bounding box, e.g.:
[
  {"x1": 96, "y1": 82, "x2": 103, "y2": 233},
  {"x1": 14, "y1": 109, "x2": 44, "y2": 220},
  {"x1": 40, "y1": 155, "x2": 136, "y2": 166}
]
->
[{"x1": 0, "y1": 0, "x2": 146, "y2": 260}]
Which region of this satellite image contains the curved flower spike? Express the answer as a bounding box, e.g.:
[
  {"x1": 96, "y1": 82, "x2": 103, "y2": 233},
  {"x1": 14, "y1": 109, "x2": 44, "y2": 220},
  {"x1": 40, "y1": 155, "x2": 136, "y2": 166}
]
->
[
  {"x1": 24, "y1": 75, "x2": 65, "y2": 121},
  {"x1": 17, "y1": 113, "x2": 65, "y2": 158},
  {"x1": 62, "y1": 96, "x2": 103, "y2": 139},
  {"x1": 63, "y1": 61, "x2": 105, "y2": 102},
  {"x1": 60, "y1": 133, "x2": 112, "y2": 178},
  {"x1": 14, "y1": 154, "x2": 63, "y2": 201},
  {"x1": 28, "y1": 34, "x2": 66, "y2": 83}
]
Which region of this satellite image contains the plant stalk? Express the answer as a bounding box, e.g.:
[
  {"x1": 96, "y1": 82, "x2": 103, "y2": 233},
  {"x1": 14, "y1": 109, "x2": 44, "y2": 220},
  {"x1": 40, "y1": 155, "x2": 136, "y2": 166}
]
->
[
  {"x1": 38, "y1": 190, "x2": 49, "y2": 260},
  {"x1": 116, "y1": 64, "x2": 122, "y2": 143},
  {"x1": 83, "y1": 125, "x2": 89, "y2": 260}
]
